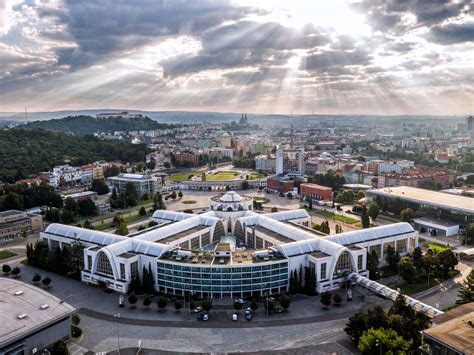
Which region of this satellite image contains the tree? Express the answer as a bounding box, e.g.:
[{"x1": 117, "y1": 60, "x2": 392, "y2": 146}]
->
[
  {"x1": 63, "y1": 197, "x2": 78, "y2": 212},
  {"x1": 128, "y1": 292, "x2": 137, "y2": 307},
  {"x1": 457, "y1": 269, "x2": 474, "y2": 304},
  {"x1": 115, "y1": 223, "x2": 129, "y2": 236},
  {"x1": 174, "y1": 301, "x2": 183, "y2": 312},
  {"x1": 367, "y1": 250, "x2": 379, "y2": 280},
  {"x1": 412, "y1": 246, "x2": 424, "y2": 270},
  {"x1": 389, "y1": 294, "x2": 415, "y2": 320},
  {"x1": 333, "y1": 293, "x2": 342, "y2": 306},
  {"x1": 320, "y1": 291, "x2": 332, "y2": 309},
  {"x1": 32, "y1": 273, "x2": 41, "y2": 284},
  {"x1": 178, "y1": 191, "x2": 183, "y2": 198},
  {"x1": 279, "y1": 294, "x2": 291, "y2": 310},
  {"x1": 171, "y1": 191, "x2": 177, "y2": 200},
  {"x1": 358, "y1": 328, "x2": 412, "y2": 354},
  {"x1": 157, "y1": 296, "x2": 167, "y2": 310},
  {"x1": 400, "y1": 208, "x2": 414, "y2": 222},
  {"x1": 466, "y1": 223, "x2": 474, "y2": 244},
  {"x1": 385, "y1": 245, "x2": 400, "y2": 272},
  {"x1": 345, "y1": 311, "x2": 368, "y2": 342},
  {"x1": 2, "y1": 264, "x2": 11, "y2": 274},
  {"x1": 361, "y1": 208, "x2": 370, "y2": 228},
  {"x1": 307, "y1": 198, "x2": 313, "y2": 210},
  {"x1": 42, "y1": 276, "x2": 52, "y2": 288},
  {"x1": 11, "y1": 266, "x2": 21, "y2": 277},
  {"x1": 367, "y1": 202, "x2": 380, "y2": 221},
  {"x1": 71, "y1": 314, "x2": 81, "y2": 326},
  {"x1": 139, "y1": 206, "x2": 146, "y2": 216},
  {"x1": 233, "y1": 301, "x2": 243, "y2": 311},
  {"x1": 250, "y1": 298, "x2": 259, "y2": 311},
  {"x1": 202, "y1": 299, "x2": 213, "y2": 312},
  {"x1": 437, "y1": 249, "x2": 458, "y2": 276},
  {"x1": 357, "y1": 190, "x2": 366, "y2": 200},
  {"x1": 77, "y1": 198, "x2": 97, "y2": 217},
  {"x1": 91, "y1": 178, "x2": 109, "y2": 195},
  {"x1": 398, "y1": 256, "x2": 416, "y2": 284},
  {"x1": 143, "y1": 297, "x2": 152, "y2": 308},
  {"x1": 83, "y1": 220, "x2": 94, "y2": 230},
  {"x1": 49, "y1": 339, "x2": 70, "y2": 355},
  {"x1": 271, "y1": 206, "x2": 278, "y2": 213}
]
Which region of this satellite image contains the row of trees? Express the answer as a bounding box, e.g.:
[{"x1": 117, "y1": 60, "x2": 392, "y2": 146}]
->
[
  {"x1": 313, "y1": 220, "x2": 330, "y2": 234},
  {"x1": 345, "y1": 294, "x2": 430, "y2": 353},
  {"x1": 26, "y1": 240, "x2": 84, "y2": 279},
  {"x1": 0, "y1": 182, "x2": 63, "y2": 212},
  {"x1": 288, "y1": 266, "x2": 316, "y2": 295}
]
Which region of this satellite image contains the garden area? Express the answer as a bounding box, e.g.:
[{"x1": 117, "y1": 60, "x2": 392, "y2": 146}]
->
[
  {"x1": 253, "y1": 196, "x2": 270, "y2": 204},
  {"x1": 0, "y1": 250, "x2": 17, "y2": 260},
  {"x1": 316, "y1": 210, "x2": 359, "y2": 224},
  {"x1": 170, "y1": 172, "x2": 195, "y2": 182},
  {"x1": 182, "y1": 200, "x2": 197, "y2": 204},
  {"x1": 206, "y1": 171, "x2": 239, "y2": 181}
]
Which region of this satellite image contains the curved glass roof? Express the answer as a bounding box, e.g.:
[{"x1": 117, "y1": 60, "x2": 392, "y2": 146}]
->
[{"x1": 44, "y1": 223, "x2": 127, "y2": 245}]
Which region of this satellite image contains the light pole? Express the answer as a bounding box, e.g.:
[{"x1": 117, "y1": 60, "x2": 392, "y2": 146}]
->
[
  {"x1": 114, "y1": 313, "x2": 120, "y2": 355},
  {"x1": 375, "y1": 339, "x2": 382, "y2": 355}
]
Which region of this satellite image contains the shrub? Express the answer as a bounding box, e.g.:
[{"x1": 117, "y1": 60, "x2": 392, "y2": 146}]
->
[
  {"x1": 143, "y1": 297, "x2": 151, "y2": 307},
  {"x1": 250, "y1": 298, "x2": 259, "y2": 311},
  {"x1": 202, "y1": 299, "x2": 212, "y2": 312},
  {"x1": 320, "y1": 291, "x2": 332, "y2": 308},
  {"x1": 333, "y1": 293, "x2": 342, "y2": 306},
  {"x1": 71, "y1": 314, "x2": 81, "y2": 326},
  {"x1": 157, "y1": 296, "x2": 167, "y2": 310},
  {"x1": 11, "y1": 267, "x2": 21, "y2": 277},
  {"x1": 174, "y1": 301, "x2": 183, "y2": 311},
  {"x1": 42, "y1": 276, "x2": 52, "y2": 288},
  {"x1": 233, "y1": 302, "x2": 242, "y2": 311},
  {"x1": 2, "y1": 264, "x2": 11, "y2": 274},
  {"x1": 32, "y1": 273, "x2": 41, "y2": 283},
  {"x1": 128, "y1": 292, "x2": 137, "y2": 307},
  {"x1": 71, "y1": 324, "x2": 82, "y2": 338}
]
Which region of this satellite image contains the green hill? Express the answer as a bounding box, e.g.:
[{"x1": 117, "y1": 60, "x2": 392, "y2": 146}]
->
[
  {"x1": 23, "y1": 115, "x2": 175, "y2": 135},
  {"x1": 0, "y1": 128, "x2": 148, "y2": 183}
]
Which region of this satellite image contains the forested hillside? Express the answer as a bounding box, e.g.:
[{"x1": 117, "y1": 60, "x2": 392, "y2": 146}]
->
[
  {"x1": 23, "y1": 115, "x2": 176, "y2": 135},
  {"x1": 0, "y1": 128, "x2": 148, "y2": 183}
]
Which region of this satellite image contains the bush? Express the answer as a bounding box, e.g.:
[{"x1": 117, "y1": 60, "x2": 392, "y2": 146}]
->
[
  {"x1": 71, "y1": 314, "x2": 81, "y2": 326},
  {"x1": 250, "y1": 298, "x2": 259, "y2": 311},
  {"x1": 143, "y1": 297, "x2": 152, "y2": 307},
  {"x1": 233, "y1": 302, "x2": 242, "y2": 311},
  {"x1": 71, "y1": 324, "x2": 82, "y2": 338},
  {"x1": 128, "y1": 292, "x2": 137, "y2": 307},
  {"x1": 2, "y1": 264, "x2": 11, "y2": 274},
  {"x1": 333, "y1": 293, "x2": 342, "y2": 306},
  {"x1": 157, "y1": 296, "x2": 167, "y2": 310},
  {"x1": 42, "y1": 276, "x2": 52, "y2": 288},
  {"x1": 202, "y1": 299, "x2": 212, "y2": 312},
  {"x1": 139, "y1": 206, "x2": 146, "y2": 216},
  {"x1": 32, "y1": 273, "x2": 41, "y2": 283},
  {"x1": 279, "y1": 294, "x2": 291, "y2": 310},
  {"x1": 11, "y1": 267, "x2": 21, "y2": 277},
  {"x1": 320, "y1": 291, "x2": 332, "y2": 308},
  {"x1": 49, "y1": 340, "x2": 70, "y2": 355},
  {"x1": 174, "y1": 301, "x2": 182, "y2": 311}
]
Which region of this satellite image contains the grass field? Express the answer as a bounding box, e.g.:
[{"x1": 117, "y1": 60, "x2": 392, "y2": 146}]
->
[
  {"x1": 206, "y1": 171, "x2": 239, "y2": 181},
  {"x1": 316, "y1": 210, "x2": 359, "y2": 224},
  {"x1": 0, "y1": 250, "x2": 17, "y2": 260},
  {"x1": 396, "y1": 270, "x2": 459, "y2": 295},
  {"x1": 170, "y1": 172, "x2": 195, "y2": 182},
  {"x1": 425, "y1": 242, "x2": 452, "y2": 253},
  {"x1": 253, "y1": 196, "x2": 270, "y2": 204},
  {"x1": 182, "y1": 200, "x2": 197, "y2": 204},
  {"x1": 248, "y1": 172, "x2": 265, "y2": 180}
]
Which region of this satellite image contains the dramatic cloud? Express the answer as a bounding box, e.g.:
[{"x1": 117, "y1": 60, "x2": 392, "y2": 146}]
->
[{"x1": 0, "y1": 0, "x2": 472, "y2": 115}]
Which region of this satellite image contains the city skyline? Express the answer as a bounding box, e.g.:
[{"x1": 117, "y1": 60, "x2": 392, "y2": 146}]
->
[{"x1": 1, "y1": 0, "x2": 473, "y2": 115}]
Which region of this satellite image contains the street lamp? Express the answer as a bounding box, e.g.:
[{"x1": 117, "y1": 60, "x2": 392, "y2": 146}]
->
[
  {"x1": 114, "y1": 313, "x2": 120, "y2": 355},
  {"x1": 427, "y1": 265, "x2": 435, "y2": 286},
  {"x1": 375, "y1": 339, "x2": 382, "y2": 355}
]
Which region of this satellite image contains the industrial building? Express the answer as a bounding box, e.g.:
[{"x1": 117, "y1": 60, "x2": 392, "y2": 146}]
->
[
  {"x1": 40, "y1": 192, "x2": 419, "y2": 298},
  {"x1": 0, "y1": 210, "x2": 43, "y2": 243},
  {"x1": 0, "y1": 278, "x2": 75, "y2": 354}
]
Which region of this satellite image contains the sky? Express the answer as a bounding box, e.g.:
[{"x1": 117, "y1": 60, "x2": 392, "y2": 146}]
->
[{"x1": 0, "y1": 0, "x2": 473, "y2": 115}]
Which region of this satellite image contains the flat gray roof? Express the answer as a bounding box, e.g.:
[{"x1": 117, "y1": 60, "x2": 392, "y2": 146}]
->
[
  {"x1": 369, "y1": 186, "x2": 474, "y2": 215},
  {"x1": 0, "y1": 278, "x2": 75, "y2": 348}
]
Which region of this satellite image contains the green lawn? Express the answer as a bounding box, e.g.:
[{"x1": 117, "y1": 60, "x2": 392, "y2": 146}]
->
[
  {"x1": 170, "y1": 172, "x2": 195, "y2": 182},
  {"x1": 396, "y1": 270, "x2": 459, "y2": 295},
  {"x1": 0, "y1": 250, "x2": 17, "y2": 260},
  {"x1": 425, "y1": 242, "x2": 452, "y2": 253},
  {"x1": 316, "y1": 210, "x2": 359, "y2": 224},
  {"x1": 206, "y1": 171, "x2": 238, "y2": 181},
  {"x1": 253, "y1": 196, "x2": 270, "y2": 204},
  {"x1": 248, "y1": 172, "x2": 265, "y2": 180},
  {"x1": 182, "y1": 200, "x2": 197, "y2": 204}
]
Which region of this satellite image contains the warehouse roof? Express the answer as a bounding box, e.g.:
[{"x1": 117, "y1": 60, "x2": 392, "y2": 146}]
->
[{"x1": 0, "y1": 278, "x2": 75, "y2": 348}]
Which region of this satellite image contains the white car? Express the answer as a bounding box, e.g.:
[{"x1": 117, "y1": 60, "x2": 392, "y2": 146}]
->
[
  {"x1": 232, "y1": 313, "x2": 238, "y2": 321},
  {"x1": 194, "y1": 306, "x2": 202, "y2": 313}
]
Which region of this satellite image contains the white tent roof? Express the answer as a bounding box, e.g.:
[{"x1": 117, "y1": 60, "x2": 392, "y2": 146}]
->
[
  {"x1": 266, "y1": 209, "x2": 309, "y2": 222},
  {"x1": 44, "y1": 223, "x2": 127, "y2": 245},
  {"x1": 151, "y1": 210, "x2": 195, "y2": 223},
  {"x1": 219, "y1": 191, "x2": 243, "y2": 202},
  {"x1": 326, "y1": 222, "x2": 414, "y2": 246}
]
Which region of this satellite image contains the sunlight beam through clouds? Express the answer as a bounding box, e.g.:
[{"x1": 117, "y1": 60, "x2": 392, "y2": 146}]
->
[{"x1": 0, "y1": 0, "x2": 472, "y2": 114}]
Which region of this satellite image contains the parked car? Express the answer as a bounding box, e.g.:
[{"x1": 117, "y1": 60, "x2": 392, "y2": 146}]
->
[
  {"x1": 194, "y1": 306, "x2": 203, "y2": 313},
  {"x1": 232, "y1": 313, "x2": 238, "y2": 321},
  {"x1": 274, "y1": 307, "x2": 282, "y2": 314},
  {"x1": 245, "y1": 307, "x2": 252, "y2": 313},
  {"x1": 197, "y1": 314, "x2": 204, "y2": 321},
  {"x1": 245, "y1": 313, "x2": 252, "y2": 321},
  {"x1": 234, "y1": 298, "x2": 245, "y2": 304},
  {"x1": 203, "y1": 313, "x2": 209, "y2": 321}
]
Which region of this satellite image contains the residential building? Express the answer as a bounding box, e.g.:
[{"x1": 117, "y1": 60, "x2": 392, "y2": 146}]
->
[
  {"x1": 208, "y1": 147, "x2": 234, "y2": 161},
  {"x1": 382, "y1": 167, "x2": 460, "y2": 190},
  {"x1": 0, "y1": 210, "x2": 43, "y2": 243},
  {"x1": 219, "y1": 134, "x2": 232, "y2": 148},
  {"x1": 255, "y1": 154, "x2": 276, "y2": 172},
  {"x1": 174, "y1": 151, "x2": 200, "y2": 166},
  {"x1": 96, "y1": 111, "x2": 144, "y2": 121},
  {"x1": 107, "y1": 173, "x2": 161, "y2": 198},
  {"x1": 276, "y1": 147, "x2": 305, "y2": 176},
  {"x1": 0, "y1": 279, "x2": 75, "y2": 355},
  {"x1": 267, "y1": 175, "x2": 294, "y2": 194}
]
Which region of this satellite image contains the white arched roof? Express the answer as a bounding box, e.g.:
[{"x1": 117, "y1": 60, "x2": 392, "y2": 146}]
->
[
  {"x1": 275, "y1": 236, "x2": 346, "y2": 257},
  {"x1": 326, "y1": 222, "x2": 415, "y2": 246},
  {"x1": 219, "y1": 191, "x2": 243, "y2": 202},
  {"x1": 266, "y1": 209, "x2": 310, "y2": 222},
  {"x1": 151, "y1": 210, "x2": 195, "y2": 223},
  {"x1": 44, "y1": 223, "x2": 127, "y2": 245}
]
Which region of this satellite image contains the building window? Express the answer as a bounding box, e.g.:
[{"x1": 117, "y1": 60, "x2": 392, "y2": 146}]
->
[
  {"x1": 130, "y1": 261, "x2": 139, "y2": 278},
  {"x1": 120, "y1": 263, "x2": 126, "y2": 280},
  {"x1": 396, "y1": 239, "x2": 407, "y2": 254},
  {"x1": 96, "y1": 252, "x2": 113, "y2": 276},
  {"x1": 358, "y1": 255, "x2": 363, "y2": 270},
  {"x1": 87, "y1": 255, "x2": 92, "y2": 270},
  {"x1": 320, "y1": 263, "x2": 327, "y2": 280},
  {"x1": 334, "y1": 251, "x2": 352, "y2": 276}
]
